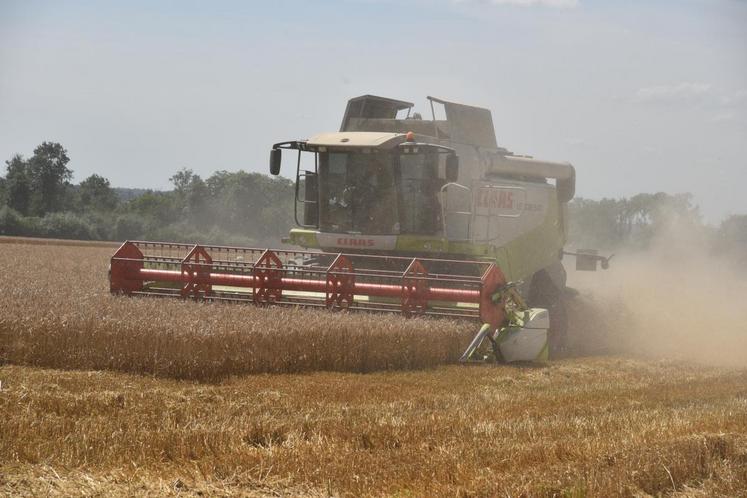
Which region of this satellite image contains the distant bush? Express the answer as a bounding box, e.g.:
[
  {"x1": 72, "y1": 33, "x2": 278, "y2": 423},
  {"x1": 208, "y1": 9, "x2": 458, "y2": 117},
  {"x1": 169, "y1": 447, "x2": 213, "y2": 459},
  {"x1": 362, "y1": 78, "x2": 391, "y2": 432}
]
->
[
  {"x1": 113, "y1": 213, "x2": 147, "y2": 241},
  {"x1": 0, "y1": 206, "x2": 23, "y2": 236},
  {"x1": 38, "y1": 212, "x2": 95, "y2": 240},
  {"x1": 0, "y1": 206, "x2": 41, "y2": 237}
]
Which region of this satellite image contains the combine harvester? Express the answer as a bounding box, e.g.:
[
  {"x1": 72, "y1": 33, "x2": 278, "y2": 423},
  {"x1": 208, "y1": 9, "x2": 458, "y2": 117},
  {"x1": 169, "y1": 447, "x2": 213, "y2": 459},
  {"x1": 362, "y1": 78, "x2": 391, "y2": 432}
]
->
[{"x1": 110, "y1": 95, "x2": 609, "y2": 363}]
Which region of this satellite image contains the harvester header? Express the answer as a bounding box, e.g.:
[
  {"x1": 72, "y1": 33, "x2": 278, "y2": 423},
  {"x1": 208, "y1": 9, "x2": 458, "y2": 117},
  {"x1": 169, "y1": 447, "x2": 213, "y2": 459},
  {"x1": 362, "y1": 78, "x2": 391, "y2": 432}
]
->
[{"x1": 110, "y1": 240, "x2": 509, "y2": 327}]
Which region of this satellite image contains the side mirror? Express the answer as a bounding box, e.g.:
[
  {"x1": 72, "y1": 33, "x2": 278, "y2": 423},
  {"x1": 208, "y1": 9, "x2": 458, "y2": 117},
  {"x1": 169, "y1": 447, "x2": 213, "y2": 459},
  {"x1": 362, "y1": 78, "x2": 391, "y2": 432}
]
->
[
  {"x1": 269, "y1": 149, "x2": 282, "y2": 175},
  {"x1": 445, "y1": 154, "x2": 459, "y2": 183},
  {"x1": 575, "y1": 249, "x2": 599, "y2": 271}
]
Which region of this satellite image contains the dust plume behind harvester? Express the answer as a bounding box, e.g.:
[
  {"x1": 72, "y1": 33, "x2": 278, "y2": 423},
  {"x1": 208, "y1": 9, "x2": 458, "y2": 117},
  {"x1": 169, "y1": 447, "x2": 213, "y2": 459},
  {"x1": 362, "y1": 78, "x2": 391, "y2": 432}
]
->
[{"x1": 110, "y1": 95, "x2": 610, "y2": 363}]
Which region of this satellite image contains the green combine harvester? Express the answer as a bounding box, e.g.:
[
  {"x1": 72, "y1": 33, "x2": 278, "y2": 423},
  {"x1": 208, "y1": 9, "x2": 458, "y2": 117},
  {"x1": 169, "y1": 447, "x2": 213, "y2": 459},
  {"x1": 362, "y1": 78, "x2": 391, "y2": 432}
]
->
[{"x1": 110, "y1": 95, "x2": 609, "y2": 363}]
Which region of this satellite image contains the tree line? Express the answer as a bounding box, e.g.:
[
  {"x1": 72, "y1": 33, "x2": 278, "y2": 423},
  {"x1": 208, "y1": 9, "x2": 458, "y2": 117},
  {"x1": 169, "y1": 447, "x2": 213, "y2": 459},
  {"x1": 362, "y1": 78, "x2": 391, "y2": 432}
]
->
[
  {"x1": 567, "y1": 193, "x2": 747, "y2": 269},
  {"x1": 1, "y1": 142, "x2": 745, "y2": 259},
  {"x1": 0, "y1": 142, "x2": 294, "y2": 245}
]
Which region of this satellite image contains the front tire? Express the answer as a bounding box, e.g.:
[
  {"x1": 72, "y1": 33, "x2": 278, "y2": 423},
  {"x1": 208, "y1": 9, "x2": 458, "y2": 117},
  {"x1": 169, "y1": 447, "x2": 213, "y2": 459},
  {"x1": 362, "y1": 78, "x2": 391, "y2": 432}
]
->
[
  {"x1": 546, "y1": 297, "x2": 568, "y2": 358},
  {"x1": 528, "y1": 270, "x2": 569, "y2": 359}
]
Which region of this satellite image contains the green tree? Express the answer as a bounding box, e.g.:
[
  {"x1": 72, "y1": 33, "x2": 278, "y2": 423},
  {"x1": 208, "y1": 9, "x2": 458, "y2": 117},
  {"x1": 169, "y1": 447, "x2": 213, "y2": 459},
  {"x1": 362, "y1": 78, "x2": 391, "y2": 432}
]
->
[
  {"x1": 568, "y1": 197, "x2": 627, "y2": 249},
  {"x1": 170, "y1": 168, "x2": 210, "y2": 227},
  {"x1": 719, "y1": 214, "x2": 747, "y2": 243},
  {"x1": 78, "y1": 174, "x2": 118, "y2": 211},
  {"x1": 205, "y1": 170, "x2": 294, "y2": 241},
  {"x1": 125, "y1": 190, "x2": 179, "y2": 225},
  {"x1": 170, "y1": 168, "x2": 197, "y2": 194},
  {"x1": 27, "y1": 142, "x2": 73, "y2": 215},
  {"x1": 569, "y1": 192, "x2": 702, "y2": 250},
  {"x1": 4, "y1": 154, "x2": 32, "y2": 215}
]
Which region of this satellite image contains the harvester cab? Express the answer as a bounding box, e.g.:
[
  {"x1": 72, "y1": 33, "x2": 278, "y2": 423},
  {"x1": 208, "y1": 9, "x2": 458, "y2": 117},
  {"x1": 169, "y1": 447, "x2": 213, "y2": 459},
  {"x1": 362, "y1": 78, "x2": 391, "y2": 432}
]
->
[{"x1": 270, "y1": 131, "x2": 458, "y2": 242}]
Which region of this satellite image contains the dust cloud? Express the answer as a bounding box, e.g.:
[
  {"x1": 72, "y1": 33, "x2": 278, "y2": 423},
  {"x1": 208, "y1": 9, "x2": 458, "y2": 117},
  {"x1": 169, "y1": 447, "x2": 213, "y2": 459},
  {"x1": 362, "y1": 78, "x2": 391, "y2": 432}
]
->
[{"x1": 566, "y1": 223, "x2": 747, "y2": 367}]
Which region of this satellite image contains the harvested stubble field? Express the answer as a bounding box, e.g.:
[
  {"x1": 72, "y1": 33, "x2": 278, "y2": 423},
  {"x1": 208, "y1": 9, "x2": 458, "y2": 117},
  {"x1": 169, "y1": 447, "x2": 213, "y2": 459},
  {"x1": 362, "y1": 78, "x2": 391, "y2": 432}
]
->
[{"x1": 1, "y1": 238, "x2": 746, "y2": 497}]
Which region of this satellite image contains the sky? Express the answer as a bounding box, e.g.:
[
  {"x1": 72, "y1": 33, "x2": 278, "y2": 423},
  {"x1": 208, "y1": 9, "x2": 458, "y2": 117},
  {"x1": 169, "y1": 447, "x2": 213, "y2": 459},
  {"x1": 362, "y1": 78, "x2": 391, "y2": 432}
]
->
[{"x1": 1, "y1": 0, "x2": 745, "y2": 223}]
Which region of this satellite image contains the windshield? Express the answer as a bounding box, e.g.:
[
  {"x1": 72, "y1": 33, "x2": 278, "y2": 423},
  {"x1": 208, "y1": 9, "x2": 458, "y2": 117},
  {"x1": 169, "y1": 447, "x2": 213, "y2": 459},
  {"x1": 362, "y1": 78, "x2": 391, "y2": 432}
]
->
[
  {"x1": 319, "y1": 152, "x2": 399, "y2": 234},
  {"x1": 318, "y1": 151, "x2": 442, "y2": 235}
]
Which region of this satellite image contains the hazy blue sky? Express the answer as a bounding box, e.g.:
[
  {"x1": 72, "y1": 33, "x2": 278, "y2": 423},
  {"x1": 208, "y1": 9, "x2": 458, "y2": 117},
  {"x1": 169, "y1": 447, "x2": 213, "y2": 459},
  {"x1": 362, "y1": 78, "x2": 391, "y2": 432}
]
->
[{"x1": 1, "y1": 0, "x2": 745, "y2": 222}]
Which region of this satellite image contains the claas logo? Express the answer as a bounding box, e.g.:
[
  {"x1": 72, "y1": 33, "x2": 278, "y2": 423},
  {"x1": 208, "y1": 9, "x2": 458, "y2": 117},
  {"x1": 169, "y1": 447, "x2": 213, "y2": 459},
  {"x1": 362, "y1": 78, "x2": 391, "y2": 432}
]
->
[
  {"x1": 336, "y1": 238, "x2": 375, "y2": 247},
  {"x1": 477, "y1": 189, "x2": 515, "y2": 209}
]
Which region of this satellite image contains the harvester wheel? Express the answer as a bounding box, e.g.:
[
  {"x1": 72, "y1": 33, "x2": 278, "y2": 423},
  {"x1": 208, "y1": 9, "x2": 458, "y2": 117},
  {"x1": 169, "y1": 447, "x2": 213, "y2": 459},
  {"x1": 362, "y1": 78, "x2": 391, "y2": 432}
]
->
[
  {"x1": 528, "y1": 270, "x2": 568, "y2": 359},
  {"x1": 546, "y1": 298, "x2": 569, "y2": 358}
]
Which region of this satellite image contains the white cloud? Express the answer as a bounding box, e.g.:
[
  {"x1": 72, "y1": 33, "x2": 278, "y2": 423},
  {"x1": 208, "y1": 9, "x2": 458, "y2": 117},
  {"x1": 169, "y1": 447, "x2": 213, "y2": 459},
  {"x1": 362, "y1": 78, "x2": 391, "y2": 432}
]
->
[
  {"x1": 454, "y1": 0, "x2": 579, "y2": 8},
  {"x1": 632, "y1": 82, "x2": 712, "y2": 105}
]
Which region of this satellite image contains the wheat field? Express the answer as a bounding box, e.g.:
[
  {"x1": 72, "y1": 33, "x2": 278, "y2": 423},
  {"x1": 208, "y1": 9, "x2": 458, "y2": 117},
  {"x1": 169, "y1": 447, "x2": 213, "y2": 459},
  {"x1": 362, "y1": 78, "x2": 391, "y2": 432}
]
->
[
  {"x1": 1, "y1": 239, "x2": 746, "y2": 497},
  {"x1": 0, "y1": 241, "x2": 476, "y2": 380}
]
